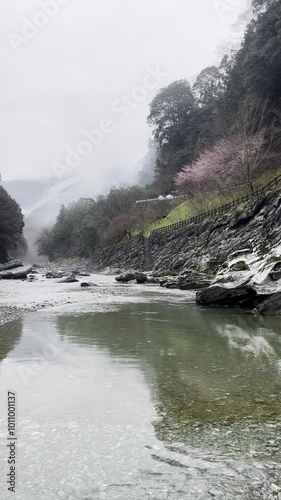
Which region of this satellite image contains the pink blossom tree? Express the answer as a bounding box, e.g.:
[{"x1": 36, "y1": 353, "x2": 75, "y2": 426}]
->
[
  {"x1": 175, "y1": 97, "x2": 278, "y2": 196},
  {"x1": 175, "y1": 132, "x2": 266, "y2": 196}
]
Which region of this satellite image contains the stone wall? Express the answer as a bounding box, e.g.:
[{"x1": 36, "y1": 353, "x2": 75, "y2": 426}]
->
[{"x1": 93, "y1": 234, "x2": 145, "y2": 272}]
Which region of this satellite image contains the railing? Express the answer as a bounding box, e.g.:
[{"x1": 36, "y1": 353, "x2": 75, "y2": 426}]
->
[
  {"x1": 135, "y1": 195, "x2": 188, "y2": 205},
  {"x1": 151, "y1": 173, "x2": 281, "y2": 235}
]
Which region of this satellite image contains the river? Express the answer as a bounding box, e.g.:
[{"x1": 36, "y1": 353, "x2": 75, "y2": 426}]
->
[{"x1": 0, "y1": 274, "x2": 281, "y2": 499}]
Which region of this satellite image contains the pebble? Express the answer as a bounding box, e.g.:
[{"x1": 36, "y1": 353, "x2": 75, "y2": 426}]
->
[{"x1": 271, "y1": 484, "x2": 281, "y2": 493}]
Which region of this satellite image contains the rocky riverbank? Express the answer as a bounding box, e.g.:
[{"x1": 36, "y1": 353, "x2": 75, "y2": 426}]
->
[
  {"x1": 94, "y1": 186, "x2": 281, "y2": 314},
  {"x1": 0, "y1": 258, "x2": 94, "y2": 324}
]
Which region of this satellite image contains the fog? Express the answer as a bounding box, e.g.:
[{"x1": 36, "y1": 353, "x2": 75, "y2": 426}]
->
[{"x1": 1, "y1": 0, "x2": 251, "y2": 216}]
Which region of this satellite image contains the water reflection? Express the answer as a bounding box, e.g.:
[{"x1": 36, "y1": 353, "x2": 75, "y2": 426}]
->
[
  {"x1": 56, "y1": 304, "x2": 281, "y2": 434},
  {"x1": 0, "y1": 318, "x2": 23, "y2": 364}
]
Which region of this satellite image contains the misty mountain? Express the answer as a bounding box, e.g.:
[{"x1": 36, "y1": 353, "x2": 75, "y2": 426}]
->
[{"x1": 2, "y1": 179, "x2": 57, "y2": 213}]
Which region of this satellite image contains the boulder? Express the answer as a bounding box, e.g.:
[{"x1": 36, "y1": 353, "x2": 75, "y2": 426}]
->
[
  {"x1": 0, "y1": 259, "x2": 23, "y2": 272},
  {"x1": 253, "y1": 293, "x2": 281, "y2": 315},
  {"x1": 159, "y1": 279, "x2": 168, "y2": 287},
  {"x1": 81, "y1": 282, "x2": 98, "y2": 287},
  {"x1": 147, "y1": 278, "x2": 159, "y2": 284},
  {"x1": 115, "y1": 272, "x2": 136, "y2": 283},
  {"x1": 196, "y1": 284, "x2": 258, "y2": 308},
  {"x1": 135, "y1": 272, "x2": 148, "y2": 284},
  {"x1": 269, "y1": 271, "x2": 281, "y2": 281},
  {"x1": 58, "y1": 275, "x2": 79, "y2": 283},
  {"x1": 0, "y1": 266, "x2": 32, "y2": 280},
  {"x1": 179, "y1": 281, "x2": 211, "y2": 290},
  {"x1": 46, "y1": 271, "x2": 65, "y2": 279},
  {"x1": 166, "y1": 282, "x2": 179, "y2": 289}
]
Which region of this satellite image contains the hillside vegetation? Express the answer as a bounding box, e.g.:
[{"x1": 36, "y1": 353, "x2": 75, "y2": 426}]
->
[{"x1": 0, "y1": 184, "x2": 25, "y2": 263}]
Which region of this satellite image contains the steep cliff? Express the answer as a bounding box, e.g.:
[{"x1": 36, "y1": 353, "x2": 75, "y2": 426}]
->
[{"x1": 93, "y1": 186, "x2": 281, "y2": 279}]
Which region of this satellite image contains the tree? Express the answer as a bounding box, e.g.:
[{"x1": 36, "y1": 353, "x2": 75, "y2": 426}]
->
[
  {"x1": 192, "y1": 66, "x2": 222, "y2": 106},
  {"x1": 137, "y1": 139, "x2": 157, "y2": 187},
  {"x1": 252, "y1": 0, "x2": 275, "y2": 13},
  {"x1": 104, "y1": 215, "x2": 140, "y2": 244},
  {"x1": 222, "y1": 0, "x2": 281, "y2": 113},
  {"x1": 175, "y1": 98, "x2": 278, "y2": 196},
  {"x1": 36, "y1": 228, "x2": 55, "y2": 260},
  {"x1": 0, "y1": 186, "x2": 24, "y2": 262},
  {"x1": 148, "y1": 80, "x2": 195, "y2": 148}
]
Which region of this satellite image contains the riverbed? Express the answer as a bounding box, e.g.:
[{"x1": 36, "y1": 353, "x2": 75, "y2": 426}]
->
[{"x1": 0, "y1": 274, "x2": 281, "y2": 499}]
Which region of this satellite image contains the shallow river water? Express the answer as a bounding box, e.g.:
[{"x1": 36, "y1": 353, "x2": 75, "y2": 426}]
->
[{"x1": 0, "y1": 274, "x2": 281, "y2": 499}]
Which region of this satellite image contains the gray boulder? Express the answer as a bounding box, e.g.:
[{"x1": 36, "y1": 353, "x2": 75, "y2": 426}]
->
[
  {"x1": 196, "y1": 284, "x2": 258, "y2": 308},
  {"x1": 179, "y1": 281, "x2": 211, "y2": 290},
  {"x1": 0, "y1": 259, "x2": 23, "y2": 272},
  {"x1": 135, "y1": 272, "x2": 148, "y2": 284},
  {"x1": 58, "y1": 275, "x2": 79, "y2": 283},
  {"x1": 253, "y1": 293, "x2": 281, "y2": 315},
  {"x1": 0, "y1": 266, "x2": 32, "y2": 280},
  {"x1": 115, "y1": 272, "x2": 136, "y2": 283}
]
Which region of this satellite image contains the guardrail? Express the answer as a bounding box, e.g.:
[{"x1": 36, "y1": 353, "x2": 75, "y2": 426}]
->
[
  {"x1": 151, "y1": 173, "x2": 281, "y2": 235},
  {"x1": 135, "y1": 195, "x2": 188, "y2": 205}
]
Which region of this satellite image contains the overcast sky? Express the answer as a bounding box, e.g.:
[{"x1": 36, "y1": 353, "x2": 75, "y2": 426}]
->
[{"x1": 1, "y1": 0, "x2": 251, "y2": 197}]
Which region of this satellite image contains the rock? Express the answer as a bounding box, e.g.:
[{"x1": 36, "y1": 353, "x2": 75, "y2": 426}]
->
[
  {"x1": 166, "y1": 282, "x2": 179, "y2": 289},
  {"x1": 229, "y1": 260, "x2": 250, "y2": 272},
  {"x1": 135, "y1": 272, "x2": 148, "y2": 284},
  {"x1": 81, "y1": 282, "x2": 98, "y2": 287},
  {"x1": 77, "y1": 272, "x2": 91, "y2": 277},
  {"x1": 196, "y1": 284, "x2": 258, "y2": 308},
  {"x1": 0, "y1": 259, "x2": 23, "y2": 271},
  {"x1": 179, "y1": 281, "x2": 211, "y2": 290},
  {"x1": 58, "y1": 275, "x2": 79, "y2": 283},
  {"x1": 147, "y1": 278, "x2": 159, "y2": 284},
  {"x1": 45, "y1": 271, "x2": 64, "y2": 279},
  {"x1": 269, "y1": 271, "x2": 281, "y2": 281},
  {"x1": 253, "y1": 292, "x2": 281, "y2": 315},
  {"x1": 271, "y1": 484, "x2": 281, "y2": 493},
  {"x1": 115, "y1": 272, "x2": 136, "y2": 283},
  {"x1": 0, "y1": 266, "x2": 32, "y2": 279}
]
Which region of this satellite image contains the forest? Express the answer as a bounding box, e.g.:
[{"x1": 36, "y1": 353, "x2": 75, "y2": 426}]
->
[
  {"x1": 36, "y1": 0, "x2": 281, "y2": 260},
  {"x1": 0, "y1": 182, "x2": 24, "y2": 263}
]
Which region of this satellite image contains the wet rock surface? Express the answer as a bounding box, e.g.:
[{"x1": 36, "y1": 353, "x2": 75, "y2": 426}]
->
[
  {"x1": 81, "y1": 281, "x2": 98, "y2": 287},
  {"x1": 253, "y1": 293, "x2": 281, "y2": 315},
  {"x1": 115, "y1": 272, "x2": 137, "y2": 283},
  {"x1": 93, "y1": 188, "x2": 281, "y2": 316},
  {"x1": 196, "y1": 283, "x2": 259, "y2": 308}
]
